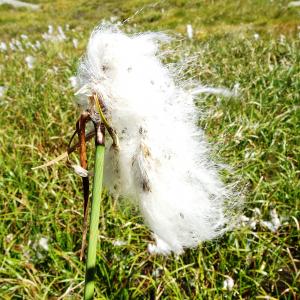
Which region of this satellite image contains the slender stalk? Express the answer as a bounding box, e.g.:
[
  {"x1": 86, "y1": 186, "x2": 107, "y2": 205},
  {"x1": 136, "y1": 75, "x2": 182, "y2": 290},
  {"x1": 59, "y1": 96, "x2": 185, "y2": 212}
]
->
[{"x1": 84, "y1": 123, "x2": 105, "y2": 300}]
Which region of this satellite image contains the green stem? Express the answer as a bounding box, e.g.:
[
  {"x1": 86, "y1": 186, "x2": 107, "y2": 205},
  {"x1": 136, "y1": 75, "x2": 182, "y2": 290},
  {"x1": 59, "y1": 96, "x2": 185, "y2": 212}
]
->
[{"x1": 84, "y1": 126, "x2": 105, "y2": 300}]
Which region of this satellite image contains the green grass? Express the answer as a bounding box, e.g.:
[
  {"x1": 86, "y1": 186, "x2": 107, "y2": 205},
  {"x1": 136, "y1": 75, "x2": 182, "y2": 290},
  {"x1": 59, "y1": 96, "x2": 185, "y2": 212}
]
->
[{"x1": 0, "y1": 0, "x2": 299, "y2": 299}]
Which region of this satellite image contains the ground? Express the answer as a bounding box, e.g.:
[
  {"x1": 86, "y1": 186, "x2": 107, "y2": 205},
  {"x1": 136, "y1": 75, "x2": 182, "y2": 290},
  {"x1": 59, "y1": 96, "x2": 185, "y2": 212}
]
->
[{"x1": 0, "y1": 0, "x2": 299, "y2": 299}]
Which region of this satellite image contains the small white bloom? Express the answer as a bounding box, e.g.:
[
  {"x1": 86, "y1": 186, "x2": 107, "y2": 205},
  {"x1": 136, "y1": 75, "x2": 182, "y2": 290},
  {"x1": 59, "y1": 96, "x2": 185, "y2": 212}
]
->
[
  {"x1": 72, "y1": 38, "x2": 79, "y2": 49},
  {"x1": 72, "y1": 164, "x2": 88, "y2": 177},
  {"x1": 253, "y1": 208, "x2": 261, "y2": 217},
  {"x1": 57, "y1": 26, "x2": 66, "y2": 40},
  {"x1": 270, "y1": 208, "x2": 281, "y2": 230},
  {"x1": 69, "y1": 76, "x2": 77, "y2": 88},
  {"x1": 25, "y1": 41, "x2": 33, "y2": 49},
  {"x1": 0, "y1": 86, "x2": 7, "y2": 98},
  {"x1": 279, "y1": 34, "x2": 286, "y2": 43},
  {"x1": 240, "y1": 215, "x2": 250, "y2": 222},
  {"x1": 152, "y1": 267, "x2": 163, "y2": 278},
  {"x1": 249, "y1": 220, "x2": 257, "y2": 229},
  {"x1": 48, "y1": 25, "x2": 54, "y2": 35},
  {"x1": 112, "y1": 239, "x2": 126, "y2": 246},
  {"x1": 25, "y1": 56, "x2": 35, "y2": 69},
  {"x1": 5, "y1": 233, "x2": 14, "y2": 244},
  {"x1": 261, "y1": 208, "x2": 281, "y2": 232},
  {"x1": 9, "y1": 42, "x2": 16, "y2": 51},
  {"x1": 38, "y1": 237, "x2": 49, "y2": 251},
  {"x1": 0, "y1": 42, "x2": 7, "y2": 51},
  {"x1": 223, "y1": 276, "x2": 234, "y2": 291},
  {"x1": 20, "y1": 34, "x2": 28, "y2": 40},
  {"x1": 35, "y1": 40, "x2": 41, "y2": 49},
  {"x1": 186, "y1": 24, "x2": 193, "y2": 39},
  {"x1": 232, "y1": 83, "x2": 240, "y2": 97},
  {"x1": 254, "y1": 33, "x2": 260, "y2": 40},
  {"x1": 15, "y1": 39, "x2": 24, "y2": 52}
]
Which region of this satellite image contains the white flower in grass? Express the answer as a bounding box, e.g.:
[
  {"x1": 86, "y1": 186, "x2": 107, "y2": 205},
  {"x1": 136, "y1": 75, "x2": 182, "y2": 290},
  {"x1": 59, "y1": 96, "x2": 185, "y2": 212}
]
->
[
  {"x1": 232, "y1": 82, "x2": 240, "y2": 97},
  {"x1": 223, "y1": 276, "x2": 234, "y2": 291},
  {"x1": 72, "y1": 38, "x2": 79, "y2": 49},
  {"x1": 15, "y1": 39, "x2": 24, "y2": 52},
  {"x1": 9, "y1": 42, "x2": 16, "y2": 51},
  {"x1": 20, "y1": 34, "x2": 28, "y2": 40},
  {"x1": 249, "y1": 219, "x2": 257, "y2": 229},
  {"x1": 48, "y1": 25, "x2": 54, "y2": 35},
  {"x1": 253, "y1": 207, "x2": 261, "y2": 217},
  {"x1": 152, "y1": 267, "x2": 163, "y2": 278},
  {"x1": 112, "y1": 239, "x2": 126, "y2": 246},
  {"x1": 25, "y1": 56, "x2": 35, "y2": 69},
  {"x1": 0, "y1": 86, "x2": 7, "y2": 98},
  {"x1": 69, "y1": 76, "x2": 78, "y2": 88},
  {"x1": 254, "y1": 33, "x2": 260, "y2": 40},
  {"x1": 0, "y1": 42, "x2": 7, "y2": 52},
  {"x1": 5, "y1": 233, "x2": 14, "y2": 244},
  {"x1": 186, "y1": 24, "x2": 193, "y2": 39},
  {"x1": 57, "y1": 26, "x2": 66, "y2": 41},
  {"x1": 279, "y1": 34, "x2": 286, "y2": 44},
  {"x1": 38, "y1": 237, "x2": 49, "y2": 251},
  {"x1": 240, "y1": 215, "x2": 250, "y2": 222},
  {"x1": 25, "y1": 41, "x2": 33, "y2": 49},
  {"x1": 35, "y1": 40, "x2": 41, "y2": 49},
  {"x1": 261, "y1": 208, "x2": 281, "y2": 232}
]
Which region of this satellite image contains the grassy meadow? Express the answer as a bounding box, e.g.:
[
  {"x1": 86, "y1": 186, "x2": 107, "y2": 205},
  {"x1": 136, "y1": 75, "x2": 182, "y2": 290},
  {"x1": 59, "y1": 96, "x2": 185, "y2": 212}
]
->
[{"x1": 0, "y1": 0, "x2": 299, "y2": 299}]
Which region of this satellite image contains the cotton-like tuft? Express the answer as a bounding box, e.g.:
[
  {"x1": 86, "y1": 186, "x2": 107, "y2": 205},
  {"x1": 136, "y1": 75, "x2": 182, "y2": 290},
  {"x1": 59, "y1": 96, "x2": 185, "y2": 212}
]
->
[{"x1": 76, "y1": 25, "x2": 240, "y2": 255}]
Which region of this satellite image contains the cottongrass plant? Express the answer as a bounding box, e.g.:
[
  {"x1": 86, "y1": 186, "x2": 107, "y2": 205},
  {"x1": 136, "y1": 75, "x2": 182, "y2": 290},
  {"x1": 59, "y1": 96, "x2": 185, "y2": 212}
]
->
[{"x1": 76, "y1": 24, "x2": 241, "y2": 261}]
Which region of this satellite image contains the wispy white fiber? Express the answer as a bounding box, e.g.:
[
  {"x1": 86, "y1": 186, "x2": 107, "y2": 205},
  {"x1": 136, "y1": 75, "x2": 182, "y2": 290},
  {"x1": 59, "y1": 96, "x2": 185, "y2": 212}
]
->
[
  {"x1": 192, "y1": 86, "x2": 239, "y2": 98},
  {"x1": 72, "y1": 164, "x2": 89, "y2": 177},
  {"x1": 76, "y1": 25, "x2": 240, "y2": 255}
]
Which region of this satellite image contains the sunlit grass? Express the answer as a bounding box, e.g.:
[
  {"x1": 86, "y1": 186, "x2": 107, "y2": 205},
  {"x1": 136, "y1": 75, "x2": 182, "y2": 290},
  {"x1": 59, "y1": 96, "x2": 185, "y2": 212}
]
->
[{"x1": 0, "y1": 0, "x2": 299, "y2": 299}]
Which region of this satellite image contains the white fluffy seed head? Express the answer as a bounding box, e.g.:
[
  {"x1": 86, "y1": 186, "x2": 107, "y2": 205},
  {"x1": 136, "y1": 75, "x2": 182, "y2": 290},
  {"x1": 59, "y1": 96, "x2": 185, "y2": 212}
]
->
[{"x1": 76, "y1": 25, "x2": 241, "y2": 255}]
